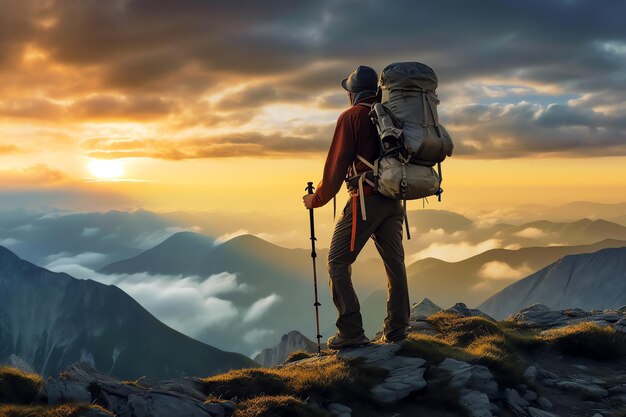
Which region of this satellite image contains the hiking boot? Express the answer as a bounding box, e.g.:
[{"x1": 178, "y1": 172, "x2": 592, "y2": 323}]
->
[
  {"x1": 327, "y1": 333, "x2": 371, "y2": 350},
  {"x1": 376, "y1": 334, "x2": 408, "y2": 346}
]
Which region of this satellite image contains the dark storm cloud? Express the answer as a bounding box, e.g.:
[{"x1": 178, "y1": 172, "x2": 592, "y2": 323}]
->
[
  {"x1": 5, "y1": 0, "x2": 626, "y2": 157},
  {"x1": 448, "y1": 101, "x2": 626, "y2": 158},
  {"x1": 0, "y1": 1, "x2": 37, "y2": 68}
]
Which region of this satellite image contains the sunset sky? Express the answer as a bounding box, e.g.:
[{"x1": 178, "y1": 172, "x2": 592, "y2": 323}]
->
[{"x1": 1, "y1": 0, "x2": 625, "y2": 216}]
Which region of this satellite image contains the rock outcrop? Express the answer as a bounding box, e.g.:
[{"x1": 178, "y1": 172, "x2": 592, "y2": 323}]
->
[
  {"x1": 508, "y1": 303, "x2": 626, "y2": 331},
  {"x1": 42, "y1": 362, "x2": 234, "y2": 417}
]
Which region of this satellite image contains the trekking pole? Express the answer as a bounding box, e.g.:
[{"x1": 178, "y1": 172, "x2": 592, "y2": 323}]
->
[{"x1": 305, "y1": 181, "x2": 322, "y2": 354}]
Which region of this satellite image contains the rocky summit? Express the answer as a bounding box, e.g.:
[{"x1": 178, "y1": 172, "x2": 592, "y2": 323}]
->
[{"x1": 3, "y1": 303, "x2": 626, "y2": 417}]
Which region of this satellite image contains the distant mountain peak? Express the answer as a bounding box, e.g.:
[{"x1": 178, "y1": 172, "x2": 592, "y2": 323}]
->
[
  {"x1": 0, "y1": 244, "x2": 22, "y2": 260},
  {"x1": 165, "y1": 231, "x2": 214, "y2": 245},
  {"x1": 254, "y1": 330, "x2": 317, "y2": 367},
  {"x1": 410, "y1": 298, "x2": 442, "y2": 317}
]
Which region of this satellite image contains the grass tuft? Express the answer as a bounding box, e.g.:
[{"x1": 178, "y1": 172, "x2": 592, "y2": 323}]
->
[
  {"x1": 399, "y1": 333, "x2": 473, "y2": 363},
  {"x1": 539, "y1": 321, "x2": 626, "y2": 359},
  {"x1": 284, "y1": 351, "x2": 316, "y2": 363},
  {"x1": 233, "y1": 395, "x2": 327, "y2": 417},
  {"x1": 0, "y1": 367, "x2": 43, "y2": 404},
  {"x1": 427, "y1": 312, "x2": 503, "y2": 347}
]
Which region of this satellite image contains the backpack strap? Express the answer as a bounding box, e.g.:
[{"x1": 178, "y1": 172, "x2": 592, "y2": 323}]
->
[
  {"x1": 425, "y1": 94, "x2": 442, "y2": 138},
  {"x1": 403, "y1": 199, "x2": 411, "y2": 240},
  {"x1": 421, "y1": 92, "x2": 430, "y2": 136},
  {"x1": 348, "y1": 153, "x2": 377, "y2": 252}
]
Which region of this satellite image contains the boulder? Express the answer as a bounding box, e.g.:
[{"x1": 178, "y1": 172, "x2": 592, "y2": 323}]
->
[
  {"x1": 445, "y1": 303, "x2": 495, "y2": 321},
  {"x1": 556, "y1": 381, "x2": 608, "y2": 399},
  {"x1": 337, "y1": 343, "x2": 427, "y2": 404}
]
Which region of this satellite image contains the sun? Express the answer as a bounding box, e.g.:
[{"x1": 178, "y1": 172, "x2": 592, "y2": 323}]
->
[{"x1": 88, "y1": 159, "x2": 124, "y2": 179}]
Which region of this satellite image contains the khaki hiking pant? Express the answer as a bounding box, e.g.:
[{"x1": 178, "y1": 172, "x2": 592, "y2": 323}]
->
[{"x1": 328, "y1": 193, "x2": 410, "y2": 341}]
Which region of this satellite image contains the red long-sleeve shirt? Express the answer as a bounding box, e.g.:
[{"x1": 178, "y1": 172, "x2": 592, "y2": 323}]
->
[{"x1": 311, "y1": 97, "x2": 380, "y2": 208}]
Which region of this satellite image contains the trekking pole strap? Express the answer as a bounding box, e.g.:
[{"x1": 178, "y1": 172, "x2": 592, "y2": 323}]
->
[{"x1": 350, "y1": 193, "x2": 358, "y2": 252}]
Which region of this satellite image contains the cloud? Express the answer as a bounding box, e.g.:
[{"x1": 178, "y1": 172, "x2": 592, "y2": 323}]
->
[
  {"x1": 513, "y1": 227, "x2": 547, "y2": 239},
  {"x1": 446, "y1": 100, "x2": 626, "y2": 157},
  {"x1": 409, "y1": 239, "x2": 504, "y2": 263},
  {"x1": 132, "y1": 226, "x2": 202, "y2": 249},
  {"x1": 473, "y1": 261, "x2": 533, "y2": 291},
  {"x1": 478, "y1": 261, "x2": 533, "y2": 281},
  {"x1": 0, "y1": 164, "x2": 68, "y2": 187},
  {"x1": 81, "y1": 130, "x2": 332, "y2": 160},
  {"x1": 0, "y1": 238, "x2": 20, "y2": 247},
  {"x1": 0, "y1": 144, "x2": 20, "y2": 154},
  {"x1": 44, "y1": 261, "x2": 248, "y2": 336},
  {"x1": 2, "y1": 0, "x2": 626, "y2": 161},
  {"x1": 243, "y1": 293, "x2": 282, "y2": 323},
  {"x1": 243, "y1": 328, "x2": 276, "y2": 345},
  {"x1": 197, "y1": 272, "x2": 251, "y2": 297},
  {"x1": 81, "y1": 227, "x2": 100, "y2": 237},
  {"x1": 45, "y1": 252, "x2": 109, "y2": 269},
  {"x1": 214, "y1": 229, "x2": 250, "y2": 246}
]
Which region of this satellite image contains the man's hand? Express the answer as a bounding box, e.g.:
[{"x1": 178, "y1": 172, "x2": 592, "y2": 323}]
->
[{"x1": 303, "y1": 194, "x2": 315, "y2": 209}]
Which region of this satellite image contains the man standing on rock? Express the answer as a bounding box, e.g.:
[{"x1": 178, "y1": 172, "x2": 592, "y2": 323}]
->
[{"x1": 302, "y1": 65, "x2": 410, "y2": 349}]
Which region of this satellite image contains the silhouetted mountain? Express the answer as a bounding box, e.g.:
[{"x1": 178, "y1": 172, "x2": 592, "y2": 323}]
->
[
  {"x1": 478, "y1": 247, "x2": 626, "y2": 319},
  {"x1": 0, "y1": 246, "x2": 257, "y2": 379}
]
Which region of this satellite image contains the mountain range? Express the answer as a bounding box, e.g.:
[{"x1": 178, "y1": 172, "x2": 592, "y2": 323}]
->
[{"x1": 0, "y1": 245, "x2": 257, "y2": 379}]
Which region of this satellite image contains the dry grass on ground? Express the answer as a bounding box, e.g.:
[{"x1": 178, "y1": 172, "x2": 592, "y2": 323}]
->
[
  {"x1": 539, "y1": 321, "x2": 626, "y2": 359},
  {"x1": 0, "y1": 367, "x2": 42, "y2": 404},
  {"x1": 398, "y1": 314, "x2": 527, "y2": 385},
  {"x1": 202, "y1": 355, "x2": 387, "y2": 405},
  {"x1": 233, "y1": 395, "x2": 327, "y2": 417},
  {"x1": 0, "y1": 404, "x2": 111, "y2": 417}
]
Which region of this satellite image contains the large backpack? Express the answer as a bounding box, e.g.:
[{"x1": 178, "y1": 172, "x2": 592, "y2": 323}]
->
[{"x1": 348, "y1": 62, "x2": 454, "y2": 242}]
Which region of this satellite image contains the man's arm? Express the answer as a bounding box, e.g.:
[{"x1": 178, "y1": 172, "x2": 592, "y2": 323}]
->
[{"x1": 311, "y1": 111, "x2": 356, "y2": 208}]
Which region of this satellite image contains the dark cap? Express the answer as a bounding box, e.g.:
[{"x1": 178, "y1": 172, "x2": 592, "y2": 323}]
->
[{"x1": 341, "y1": 65, "x2": 378, "y2": 93}]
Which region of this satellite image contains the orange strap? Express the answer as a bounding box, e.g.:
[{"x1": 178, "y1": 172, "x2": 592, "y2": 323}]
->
[{"x1": 350, "y1": 193, "x2": 357, "y2": 252}]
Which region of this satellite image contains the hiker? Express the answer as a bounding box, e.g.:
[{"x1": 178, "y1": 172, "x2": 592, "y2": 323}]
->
[{"x1": 302, "y1": 65, "x2": 410, "y2": 349}]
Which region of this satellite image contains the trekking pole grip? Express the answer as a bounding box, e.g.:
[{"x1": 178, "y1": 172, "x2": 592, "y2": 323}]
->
[{"x1": 306, "y1": 181, "x2": 315, "y2": 194}]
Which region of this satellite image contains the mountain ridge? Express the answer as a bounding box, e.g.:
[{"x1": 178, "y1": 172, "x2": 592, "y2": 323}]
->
[{"x1": 478, "y1": 246, "x2": 626, "y2": 319}]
